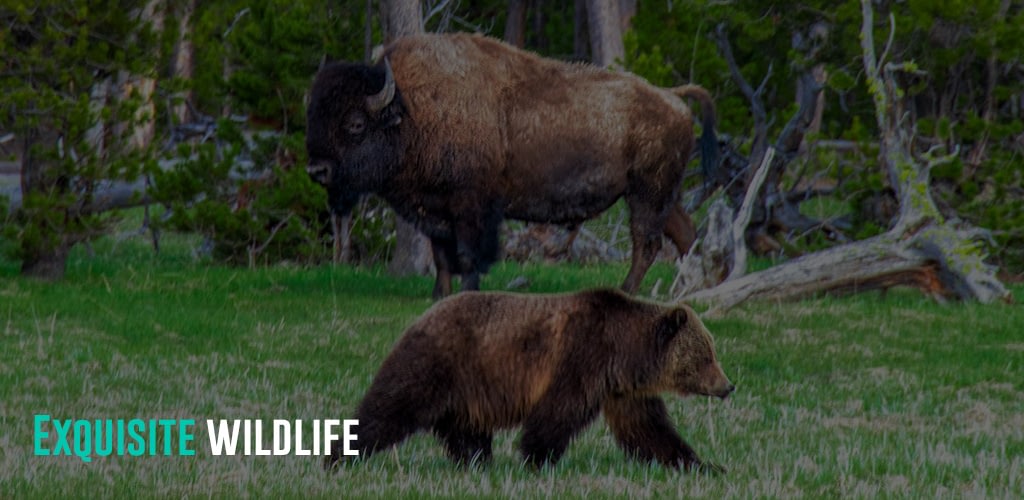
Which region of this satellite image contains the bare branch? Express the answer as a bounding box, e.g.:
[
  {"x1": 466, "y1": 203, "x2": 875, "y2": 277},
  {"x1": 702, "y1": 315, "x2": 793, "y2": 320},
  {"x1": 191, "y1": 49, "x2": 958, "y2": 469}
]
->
[
  {"x1": 248, "y1": 213, "x2": 294, "y2": 268},
  {"x1": 712, "y1": 23, "x2": 768, "y2": 166},
  {"x1": 921, "y1": 144, "x2": 960, "y2": 170},
  {"x1": 223, "y1": 8, "x2": 250, "y2": 38},
  {"x1": 860, "y1": 0, "x2": 878, "y2": 81},
  {"x1": 728, "y1": 146, "x2": 776, "y2": 281},
  {"x1": 755, "y1": 63, "x2": 773, "y2": 97},
  {"x1": 423, "y1": 0, "x2": 454, "y2": 26},
  {"x1": 877, "y1": 12, "x2": 897, "y2": 70},
  {"x1": 712, "y1": 24, "x2": 761, "y2": 117}
]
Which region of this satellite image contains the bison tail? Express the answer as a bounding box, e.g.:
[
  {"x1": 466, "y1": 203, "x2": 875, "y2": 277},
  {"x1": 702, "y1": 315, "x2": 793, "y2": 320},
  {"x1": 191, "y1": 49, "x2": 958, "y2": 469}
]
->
[{"x1": 671, "y1": 85, "x2": 719, "y2": 184}]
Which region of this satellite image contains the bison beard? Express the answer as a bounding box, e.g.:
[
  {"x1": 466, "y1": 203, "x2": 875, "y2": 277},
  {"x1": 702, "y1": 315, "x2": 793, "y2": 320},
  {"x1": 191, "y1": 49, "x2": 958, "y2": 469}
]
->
[{"x1": 306, "y1": 33, "x2": 718, "y2": 298}]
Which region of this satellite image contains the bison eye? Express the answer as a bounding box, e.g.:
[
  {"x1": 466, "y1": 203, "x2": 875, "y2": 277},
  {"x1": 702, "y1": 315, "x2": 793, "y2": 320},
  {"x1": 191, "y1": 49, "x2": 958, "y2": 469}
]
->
[{"x1": 344, "y1": 113, "x2": 367, "y2": 136}]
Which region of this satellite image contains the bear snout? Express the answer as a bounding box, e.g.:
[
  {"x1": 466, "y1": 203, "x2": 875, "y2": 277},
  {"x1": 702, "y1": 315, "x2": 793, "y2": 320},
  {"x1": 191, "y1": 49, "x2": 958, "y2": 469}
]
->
[
  {"x1": 717, "y1": 382, "x2": 736, "y2": 400},
  {"x1": 703, "y1": 363, "x2": 735, "y2": 399}
]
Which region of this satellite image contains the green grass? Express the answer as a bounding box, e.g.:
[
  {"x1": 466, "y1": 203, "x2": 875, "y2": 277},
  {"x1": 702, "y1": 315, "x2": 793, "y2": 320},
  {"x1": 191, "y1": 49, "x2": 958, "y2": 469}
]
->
[{"x1": 0, "y1": 228, "x2": 1022, "y2": 498}]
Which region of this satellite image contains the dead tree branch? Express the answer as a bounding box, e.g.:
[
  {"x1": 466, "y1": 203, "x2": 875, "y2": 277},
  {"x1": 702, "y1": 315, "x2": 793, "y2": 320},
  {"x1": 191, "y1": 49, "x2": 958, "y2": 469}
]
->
[{"x1": 674, "y1": 0, "x2": 1011, "y2": 311}]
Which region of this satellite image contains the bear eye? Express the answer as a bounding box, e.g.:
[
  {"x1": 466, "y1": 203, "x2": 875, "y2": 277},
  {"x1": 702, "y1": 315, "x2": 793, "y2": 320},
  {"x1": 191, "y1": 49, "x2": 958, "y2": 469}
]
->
[{"x1": 344, "y1": 113, "x2": 367, "y2": 136}]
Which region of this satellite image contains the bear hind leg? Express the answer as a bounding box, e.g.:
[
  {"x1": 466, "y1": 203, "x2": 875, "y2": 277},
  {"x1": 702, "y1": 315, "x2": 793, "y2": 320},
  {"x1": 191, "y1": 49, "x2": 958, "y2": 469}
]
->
[{"x1": 602, "y1": 395, "x2": 725, "y2": 474}]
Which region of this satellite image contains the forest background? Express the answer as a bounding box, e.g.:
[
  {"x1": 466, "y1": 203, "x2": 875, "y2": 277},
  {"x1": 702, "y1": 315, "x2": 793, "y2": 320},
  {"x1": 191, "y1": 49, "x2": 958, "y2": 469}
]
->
[
  {"x1": 2, "y1": 2, "x2": 1023, "y2": 497},
  {"x1": 2, "y1": 0, "x2": 1022, "y2": 291}
]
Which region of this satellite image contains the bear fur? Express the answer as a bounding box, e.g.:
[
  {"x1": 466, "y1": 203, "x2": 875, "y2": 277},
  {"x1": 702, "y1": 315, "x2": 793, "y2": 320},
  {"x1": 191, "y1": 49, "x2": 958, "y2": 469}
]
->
[{"x1": 326, "y1": 288, "x2": 734, "y2": 472}]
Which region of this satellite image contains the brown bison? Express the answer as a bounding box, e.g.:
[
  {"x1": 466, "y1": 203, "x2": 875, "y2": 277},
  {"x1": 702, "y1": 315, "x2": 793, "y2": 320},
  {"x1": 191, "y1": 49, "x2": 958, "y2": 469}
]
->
[{"x1": 306, "y1": 33, "x2": 717, "y2": 298}]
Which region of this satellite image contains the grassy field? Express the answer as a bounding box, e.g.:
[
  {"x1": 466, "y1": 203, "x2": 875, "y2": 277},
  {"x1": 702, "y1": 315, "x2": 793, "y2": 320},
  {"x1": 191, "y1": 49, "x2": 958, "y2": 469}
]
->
[{"x1": 0, "y1": 229, "x2": 1022, "y2": 498}]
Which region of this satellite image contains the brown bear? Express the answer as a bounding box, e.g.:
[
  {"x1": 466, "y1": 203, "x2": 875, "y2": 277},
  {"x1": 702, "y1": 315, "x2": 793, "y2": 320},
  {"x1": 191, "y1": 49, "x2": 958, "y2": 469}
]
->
[{"x1": 326, "y1": 288, "x2": 734, "y2": 472}]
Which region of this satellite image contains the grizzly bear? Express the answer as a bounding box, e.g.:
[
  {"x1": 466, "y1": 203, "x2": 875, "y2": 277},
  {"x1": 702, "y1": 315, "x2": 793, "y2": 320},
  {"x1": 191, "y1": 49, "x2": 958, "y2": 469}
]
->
[{"x1": 326, "y1": 288, "x2": 734, "y2": 472}]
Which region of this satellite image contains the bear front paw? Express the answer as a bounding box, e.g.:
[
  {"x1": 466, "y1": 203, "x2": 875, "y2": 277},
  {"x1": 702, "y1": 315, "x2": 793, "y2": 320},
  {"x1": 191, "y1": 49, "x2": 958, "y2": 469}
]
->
[
  {"x1": 682, "y1": 458, "x2": 726, "y2": 475},
  {"x1": 693, "y1": 460, "x2": 726, "y2": 475}
]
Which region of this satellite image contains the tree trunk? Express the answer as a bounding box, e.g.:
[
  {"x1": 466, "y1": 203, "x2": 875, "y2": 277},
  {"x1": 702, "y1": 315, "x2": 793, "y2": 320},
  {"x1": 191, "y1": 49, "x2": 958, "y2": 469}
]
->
[
  {"x1": 380, "y1": 0, "x2": 423, "y2": 41},
  {"x1": 171, "y1": 0, "x2": 196, "y2": 124},
  {"x1": 504, "y1": 0, "x2": 528, "y2": 47},
  {"x1": 121, "y1": 0, "x2": 163, "y2": 150},
  {"x1": 85, "y1": 78, "x2": 110, "y2": 158},
  {"x1": 573, "y1": 0, "x2": 589, "y2": 60},
  {"x1": 531, "y1": 0, "x2": 549, "y2": 53},
  {"x1": 708, "y1": 23, "x2": 827, "y2": 253},
  {"x1": 380, "y1": 0, "x2": 432, "y2": 277},
  {"x1": 585, "y1": 0, "x2": 624, "y2": 68},
  {"x1": 9, "y1": 5, "x2": 161, "y2": 281},
  {"x1": 618, "y1": 0, "x2": 636, "y2": 34},
  {"x1": 364, "y1": 0, "x2": 374, "y2": 62},
  {"x1": 17, "y1": 127, "x2": 74, "y2": 281},
  {"x1": 672, "y1": 0, "x2": 1011, "y2": 311},
  {"x1": 20, "y1": 241, "x2": 71, "y2": 281}
]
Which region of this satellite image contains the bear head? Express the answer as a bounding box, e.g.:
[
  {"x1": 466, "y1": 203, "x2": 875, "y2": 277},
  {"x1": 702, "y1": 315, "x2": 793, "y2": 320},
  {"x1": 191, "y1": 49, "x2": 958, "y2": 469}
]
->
[{"x1": 653, "y1": 305, "x2": 735, "y2": 399}]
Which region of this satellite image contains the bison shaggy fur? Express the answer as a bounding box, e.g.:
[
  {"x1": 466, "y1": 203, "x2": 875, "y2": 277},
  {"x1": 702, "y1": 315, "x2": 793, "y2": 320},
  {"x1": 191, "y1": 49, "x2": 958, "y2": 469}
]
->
[{"x1": 306, "y1": 33, "x2": 718, "y2": 297}]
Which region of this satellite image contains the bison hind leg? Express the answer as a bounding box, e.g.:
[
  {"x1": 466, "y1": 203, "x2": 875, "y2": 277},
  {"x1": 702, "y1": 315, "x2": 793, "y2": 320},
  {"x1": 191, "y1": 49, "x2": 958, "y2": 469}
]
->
[
  {"x1": 621, "y1": 201, "x2": 667, "y2": 294},
  {"x1": 663, "y1": 204, "x2": 697, "y2": 257}
]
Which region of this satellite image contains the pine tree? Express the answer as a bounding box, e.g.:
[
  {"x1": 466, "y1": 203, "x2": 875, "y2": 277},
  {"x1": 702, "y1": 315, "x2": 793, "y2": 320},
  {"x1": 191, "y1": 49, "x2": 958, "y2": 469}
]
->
[{"x1": 1, "y1": 1, "x2": 159, "y2": 279}]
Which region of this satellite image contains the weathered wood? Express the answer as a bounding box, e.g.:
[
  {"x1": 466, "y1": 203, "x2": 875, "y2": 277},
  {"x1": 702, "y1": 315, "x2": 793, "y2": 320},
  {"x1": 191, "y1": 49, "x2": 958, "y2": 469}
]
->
[
  {"x1": 586, "y1": 0, "x2": 625, "y2": 68},
  {"x1": 331, "y1": 212, "x2": 352, "y2": 264},
  {"x1": 3, "y1": 154, "x2": 264, "y2": 213},
  {"x1": 681, "y1": 226, "x2": 1004, "y2": 314},
  {"x1": 671, "y1": 198, "x2": 734, "y2": 298},
  {"x1": 382, "y1": 0, "x2": 433, "y2": 278},
  {"x1": 504, "y1": 0, "x2": 528, "y2": 47},
  {"x1": 2, "y1": 179, "x2": 150, "y2": 214},
  {"x1": 0, "y1": 161, "x2": 18, "y2": 175},
  {"x1": 673, "y1": 0, "x2": 1011, "y2": 310},
  {"x1": 728, "y1": 146, "x2": 775, "y2": 281}
]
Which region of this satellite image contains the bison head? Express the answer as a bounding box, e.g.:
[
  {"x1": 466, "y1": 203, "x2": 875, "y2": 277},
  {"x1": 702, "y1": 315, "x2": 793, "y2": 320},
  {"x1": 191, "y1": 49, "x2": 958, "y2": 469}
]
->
[{"x1": 306, "y1": 59, "x2": 405, "y2": 215}]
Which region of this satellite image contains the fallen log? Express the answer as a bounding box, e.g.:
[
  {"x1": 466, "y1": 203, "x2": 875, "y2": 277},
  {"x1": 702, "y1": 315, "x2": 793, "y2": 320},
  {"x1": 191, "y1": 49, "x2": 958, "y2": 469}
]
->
[
  {"x1": 681, "y1": 223, "x2": 1009, "y2": 314},
  {"x1": 673, "y1": 1, "x2": 1012, "y2": 311}
]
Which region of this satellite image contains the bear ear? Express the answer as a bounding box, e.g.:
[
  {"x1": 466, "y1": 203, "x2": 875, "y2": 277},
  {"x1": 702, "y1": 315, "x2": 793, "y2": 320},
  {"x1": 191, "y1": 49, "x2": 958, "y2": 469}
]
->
[{"x1": 655, "y1": 308, "x2": 688, "y2": 348}]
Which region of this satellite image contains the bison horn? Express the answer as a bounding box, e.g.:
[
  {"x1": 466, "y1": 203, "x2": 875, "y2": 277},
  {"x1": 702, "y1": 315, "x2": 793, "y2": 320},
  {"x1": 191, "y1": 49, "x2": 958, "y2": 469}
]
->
[{"x1": 365, "y1": 59, "x2": 396, "y2": 114}]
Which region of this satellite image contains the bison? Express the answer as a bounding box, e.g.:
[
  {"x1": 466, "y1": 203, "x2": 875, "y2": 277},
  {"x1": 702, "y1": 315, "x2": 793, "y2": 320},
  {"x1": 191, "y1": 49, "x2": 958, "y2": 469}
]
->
[{"x1": 306, "y1": 33, "x2": 717, "y2": 298}]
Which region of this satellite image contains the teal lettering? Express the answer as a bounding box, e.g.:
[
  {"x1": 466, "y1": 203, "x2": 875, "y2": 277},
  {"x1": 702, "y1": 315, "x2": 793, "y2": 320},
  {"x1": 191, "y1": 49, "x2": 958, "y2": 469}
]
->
[
  {"x1": 117, "y1": 419, "x2": 125, "y2": 455},
  {"x1": 179, "y1": 420, "x2": 195, "y2": 456},
  {"x1": 73, "y1": 420, "x2": 92, "y2": 463},
  {"x1": 94, "y1": 420, "x2": 112, "y2": 457},
  {"x1": 52, "y1": 419, "x2": 72, "y2": 456},
  {"x1": 33, "y1": 414, "x2": 50, "y2": 456},
  {"x1": 127, "y1": 419, "x2": 145, "y2": 456},
  {"x1": 159, "y1": 419, "x2": 175, "y2": 455}
]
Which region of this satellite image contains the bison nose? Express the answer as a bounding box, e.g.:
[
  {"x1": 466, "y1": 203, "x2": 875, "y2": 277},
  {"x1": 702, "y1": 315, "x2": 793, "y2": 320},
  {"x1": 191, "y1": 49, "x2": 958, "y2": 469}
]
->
[{"x1": 306, "y1": 162, "x2": 332, "y2": 185}]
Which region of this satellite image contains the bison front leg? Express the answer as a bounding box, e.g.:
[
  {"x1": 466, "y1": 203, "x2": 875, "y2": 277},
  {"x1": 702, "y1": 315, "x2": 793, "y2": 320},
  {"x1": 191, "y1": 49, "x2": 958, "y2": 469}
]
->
[
  {"x1": 430, "y1": 237, "x2": 458, "y2": 299},
  {"x1": 451, "y1": 203, "x2": 503, "y2": 293}
]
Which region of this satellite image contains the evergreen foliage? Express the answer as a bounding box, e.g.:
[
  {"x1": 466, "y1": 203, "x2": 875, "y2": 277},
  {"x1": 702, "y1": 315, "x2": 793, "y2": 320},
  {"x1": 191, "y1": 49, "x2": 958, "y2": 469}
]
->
[
  {"x1": 150, "y1": 1, "x2": 364, "y2": 266},
  {"x1": 2, "y1": 0, "x2": 1022, "y2": 273},
  {"x1": 1, "y1": 1, "x2": 159, "y2": 278},
  {"x1": 626, "y1": 0, "x2": 1023, "y2": 270}
]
